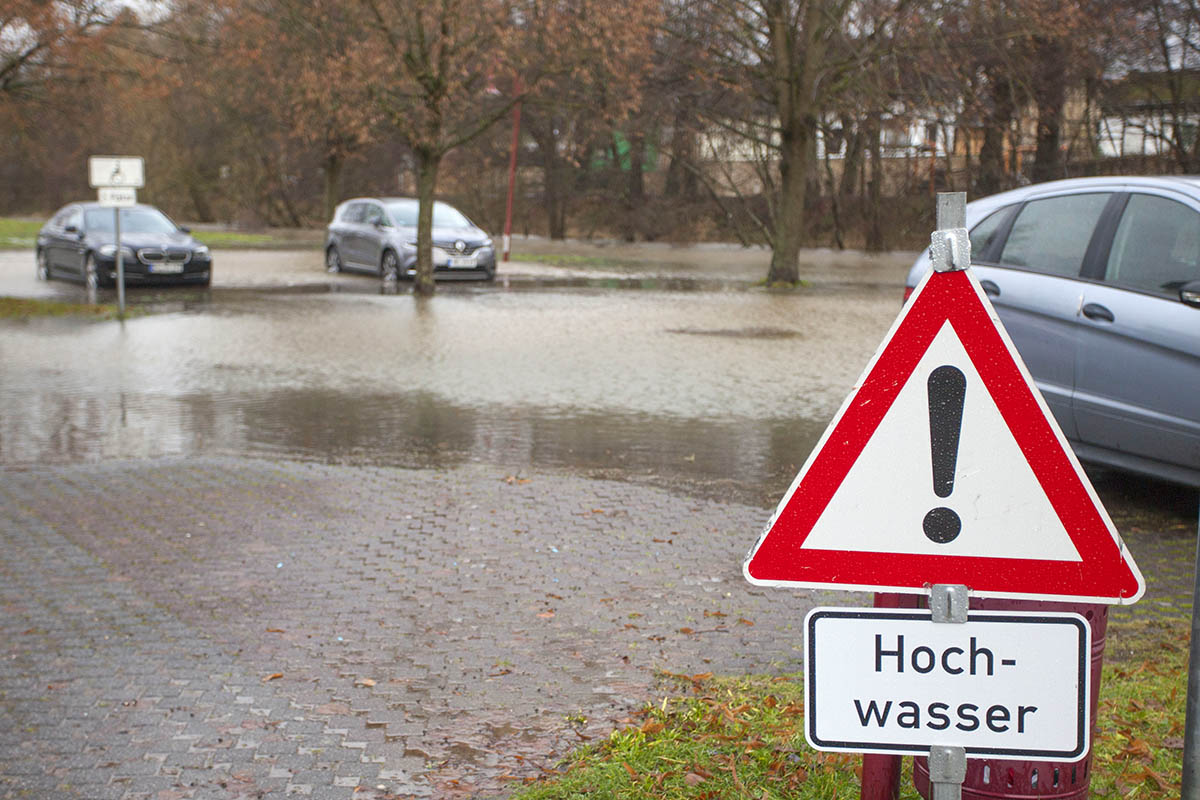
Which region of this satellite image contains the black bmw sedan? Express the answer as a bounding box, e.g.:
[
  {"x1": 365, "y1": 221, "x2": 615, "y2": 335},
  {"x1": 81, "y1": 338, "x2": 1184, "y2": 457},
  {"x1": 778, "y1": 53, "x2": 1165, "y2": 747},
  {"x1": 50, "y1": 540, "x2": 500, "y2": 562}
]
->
[{"x1": 36, "y1": 202, "x2": 212, "y2": 288}]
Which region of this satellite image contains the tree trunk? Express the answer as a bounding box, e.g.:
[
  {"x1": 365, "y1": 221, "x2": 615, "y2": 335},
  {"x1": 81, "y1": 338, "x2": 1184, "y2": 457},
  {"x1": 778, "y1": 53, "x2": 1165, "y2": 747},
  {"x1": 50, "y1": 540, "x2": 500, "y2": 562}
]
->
[
  {"x1": 625, "y1": 134, "x2": 645, "y2": 241},
  {"x1": 1031, "y1": 36, "x2": 1066, "y2": 184},
  {"x1": 323, "y1": 154, "x2": 344, "y2": 224},
  {"x1": 978, "y1": 73, "x2": 1014, "y2": 195},
  {"x1": 413, "y1": 147, "x2": 440, "y2": 297},
  {"x1": 532, "y1": 126, "x2": 567, "y2": 240},
  {"x1": 664, "y1": 109, "x2": 698, "y2": 199},
  {"x1": 865, "y1": 113, "x2": 884, "y2": 253},
  {"x1": 767, "y1": 118, "x2": 813, "y2": 285},
  {"x1": 187, "y1": 176, "x2": 215, "y2": 224},
  {"x1": 839, "y1": 116, "x2": 863, "y2": 202}
]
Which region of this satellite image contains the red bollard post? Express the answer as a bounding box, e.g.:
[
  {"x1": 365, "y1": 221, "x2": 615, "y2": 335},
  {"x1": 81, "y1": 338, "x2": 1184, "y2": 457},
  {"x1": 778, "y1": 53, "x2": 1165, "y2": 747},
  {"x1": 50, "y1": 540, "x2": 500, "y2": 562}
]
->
[{"x1": 862, "y1": 592, "x2": 923, "y2": 800}]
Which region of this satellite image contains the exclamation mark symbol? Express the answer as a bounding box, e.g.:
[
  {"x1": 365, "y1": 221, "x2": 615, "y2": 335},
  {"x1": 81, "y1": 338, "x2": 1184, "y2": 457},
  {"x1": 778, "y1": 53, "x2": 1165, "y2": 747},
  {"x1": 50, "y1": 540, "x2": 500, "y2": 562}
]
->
[{"x1": 923, "y1": 365, "x2": 966, "y2": 543}]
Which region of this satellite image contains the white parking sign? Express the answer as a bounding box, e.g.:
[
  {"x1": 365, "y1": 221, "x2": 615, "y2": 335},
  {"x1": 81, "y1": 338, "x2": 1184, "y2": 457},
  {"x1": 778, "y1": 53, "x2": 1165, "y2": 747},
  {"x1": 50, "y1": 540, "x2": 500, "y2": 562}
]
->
[{"x1": 88, "y1": 156, "x2": 144, "y2": 188}]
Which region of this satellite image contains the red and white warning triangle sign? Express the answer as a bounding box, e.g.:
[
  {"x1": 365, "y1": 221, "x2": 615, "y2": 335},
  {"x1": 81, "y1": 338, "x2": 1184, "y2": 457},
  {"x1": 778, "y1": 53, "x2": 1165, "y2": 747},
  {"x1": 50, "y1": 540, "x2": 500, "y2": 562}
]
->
[{"x1": 744, "y1": 268, "x2": 1144, "y2": 604}]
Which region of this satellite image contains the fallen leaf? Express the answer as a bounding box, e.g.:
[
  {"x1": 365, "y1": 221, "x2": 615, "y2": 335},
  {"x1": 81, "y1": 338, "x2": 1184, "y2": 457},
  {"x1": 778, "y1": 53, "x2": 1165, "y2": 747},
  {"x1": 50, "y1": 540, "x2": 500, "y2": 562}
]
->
[
  {"x1": 1121, "y1": 738, "x2": 1153, "y2": 761},
  {"x1": 355, "y1": 678, "x2": 376, "y2": 687},
  {"x1": 262, "y1": 673, "x2": 283, "y2": 682},
  {"x1": 546, "y1": 592, "x2": 563, "y2": 600},
  {"x1": 685, "y1": 772, "x2": 707, "y2": 786},
  {"x1": 640, "y1": 720, "x2": 665, "y2": 734},
  {"x1": 265, "y1": 628, "x2": 285, "y2": 633},
  {"x1": 704, "y1": 610, "x2": 727, "y2": 618},
  {"x1": 679, "y1": 627, "x2": 695, "y2": 634},
  {"x1": 622, "y1": 761, "x2": 638, "y2": 779},
  {"x1": 738, "y1": 618, "x2": 755, "y2": 626},
  {"x1": 537, "y1": 611, "x2": 555, "y2": 619},
  {"x1": 591, "y1": 509, "x2": 606, "y2": 514}
]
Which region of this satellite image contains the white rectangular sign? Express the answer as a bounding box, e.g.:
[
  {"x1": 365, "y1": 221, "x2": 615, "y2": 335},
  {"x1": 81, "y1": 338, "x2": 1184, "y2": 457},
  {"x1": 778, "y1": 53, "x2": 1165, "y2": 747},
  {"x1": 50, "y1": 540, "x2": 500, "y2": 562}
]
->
[
  {"x1": 97, "y1": 187, "x2": 137, "y2": 207},
  {"x1": 88, "y1": 156, "x2": 144, "y2": 188},
  {"x1": 805, "y1": 608, "x2": 1090, "y2": 760}
]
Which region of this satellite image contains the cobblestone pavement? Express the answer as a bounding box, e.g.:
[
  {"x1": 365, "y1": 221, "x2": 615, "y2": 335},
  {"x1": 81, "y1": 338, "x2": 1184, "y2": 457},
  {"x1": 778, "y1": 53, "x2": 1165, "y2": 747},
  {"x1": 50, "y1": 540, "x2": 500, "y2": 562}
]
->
[
  {"x1": 0, "y1": 456, "x2": 836, "y2": 799},
  {"x1": 2, "y1": 458, "x2": 1196, "y2": 800}
]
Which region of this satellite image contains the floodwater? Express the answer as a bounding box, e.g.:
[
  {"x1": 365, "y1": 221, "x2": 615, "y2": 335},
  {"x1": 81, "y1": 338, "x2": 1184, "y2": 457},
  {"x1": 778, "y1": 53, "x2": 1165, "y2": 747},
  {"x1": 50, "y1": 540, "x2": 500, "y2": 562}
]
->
[{"x1": 0, "y1": 246, "x2": 913, "y2": 504}]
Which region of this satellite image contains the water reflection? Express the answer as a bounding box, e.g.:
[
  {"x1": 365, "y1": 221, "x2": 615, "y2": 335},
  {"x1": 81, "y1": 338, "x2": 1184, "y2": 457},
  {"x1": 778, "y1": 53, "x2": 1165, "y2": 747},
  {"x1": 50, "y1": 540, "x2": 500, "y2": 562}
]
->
[{"x1": 1, "y1": 386, "x2": 825, "y2": 502}]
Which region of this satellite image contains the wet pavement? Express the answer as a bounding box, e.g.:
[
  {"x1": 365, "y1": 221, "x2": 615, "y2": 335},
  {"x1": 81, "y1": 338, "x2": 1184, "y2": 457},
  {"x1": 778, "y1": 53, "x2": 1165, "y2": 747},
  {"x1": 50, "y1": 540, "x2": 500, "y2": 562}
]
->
[{"x1": 0, "y1": 245, "x2": 1196, "y2": 799}]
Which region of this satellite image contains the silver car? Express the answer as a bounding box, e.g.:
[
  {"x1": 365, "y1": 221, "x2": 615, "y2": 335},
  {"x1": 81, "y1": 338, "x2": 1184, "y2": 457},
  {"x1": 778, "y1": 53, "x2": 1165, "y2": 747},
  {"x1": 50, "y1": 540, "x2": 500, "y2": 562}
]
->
[
  {"x1": 905, "y1": 176, "x2": 1200, "y2": 488},
  {"x1": 324, "y1": 197, "x2": 496, "y2": 282}
]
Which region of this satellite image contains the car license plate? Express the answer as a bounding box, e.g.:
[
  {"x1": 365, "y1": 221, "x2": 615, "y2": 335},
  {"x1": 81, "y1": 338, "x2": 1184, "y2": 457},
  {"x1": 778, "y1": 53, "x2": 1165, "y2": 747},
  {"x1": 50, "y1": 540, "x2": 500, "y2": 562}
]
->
[
  {"x1": 149, "y1": 263, "x2": 183, "y2": 274},
  {"x1": 448, "y1": 256, "x2": 476, "y2": 268}
]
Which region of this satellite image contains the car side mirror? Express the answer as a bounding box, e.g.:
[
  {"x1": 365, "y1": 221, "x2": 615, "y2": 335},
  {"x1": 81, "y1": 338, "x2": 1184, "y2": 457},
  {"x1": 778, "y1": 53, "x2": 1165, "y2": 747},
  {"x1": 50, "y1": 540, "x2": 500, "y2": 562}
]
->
[
  {"x1": 1181, "y1": 280, "x2": 1200, "y2": 309},
  {"x1": 179, "y1": 225, "x2": 191, "y2": 234},
  {"x1": 65, "y1": 224, "x2": 79, "y2": 235}
]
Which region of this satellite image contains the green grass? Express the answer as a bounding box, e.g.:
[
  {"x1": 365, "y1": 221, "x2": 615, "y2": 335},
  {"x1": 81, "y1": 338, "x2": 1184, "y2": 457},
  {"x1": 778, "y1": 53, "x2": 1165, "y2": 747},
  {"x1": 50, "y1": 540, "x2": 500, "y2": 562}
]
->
[
  {"x1": 0, "y1": 218, "x2": 41, "y2": 249},
  {"x1": 0, "y1": 296, "x2": 136, "y2": 320},
  {"x1": 511, "y1": 624, "x2": 1188, "y2": 800},
  {"x1": 0, "y1": 217, "x2": 319, "y2": 250},
  {"x1": 191, "y1": 230, "x2": 280, "y2": 247}
]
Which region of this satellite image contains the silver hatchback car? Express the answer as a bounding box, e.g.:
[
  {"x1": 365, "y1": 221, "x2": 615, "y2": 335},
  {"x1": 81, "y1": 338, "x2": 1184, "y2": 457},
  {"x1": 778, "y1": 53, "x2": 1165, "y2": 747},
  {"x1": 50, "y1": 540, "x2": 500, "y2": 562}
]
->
[
  {"x1": 905, "y1": 176, "x2": 1200, "y2": 488},
  {"x1": 325, "y1": 197, "x2": 496, "y2": 282}
]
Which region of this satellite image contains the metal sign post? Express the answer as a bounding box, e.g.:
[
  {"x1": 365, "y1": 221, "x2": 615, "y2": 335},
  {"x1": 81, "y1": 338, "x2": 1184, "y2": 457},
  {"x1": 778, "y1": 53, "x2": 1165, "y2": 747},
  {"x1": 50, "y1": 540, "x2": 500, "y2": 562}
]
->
[
  {"x1": 114, "y1": 207, "x2": 125, "y2": 317},
  {"x1": 1182, "y1": 501, "x2": 1200, "y2": 800},
  {"x1": 89, "y1": 157, "x2": 144, "y2": 319}
]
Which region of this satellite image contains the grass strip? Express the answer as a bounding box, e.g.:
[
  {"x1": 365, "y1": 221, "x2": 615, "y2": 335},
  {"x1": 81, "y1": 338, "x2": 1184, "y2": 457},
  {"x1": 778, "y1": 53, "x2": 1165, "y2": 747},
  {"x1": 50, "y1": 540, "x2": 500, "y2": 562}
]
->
[
  {"x1": 512, "y1": 623, "x2": 1187, "y2": 800},
  {"x1": 0, "y1": 217, "x2": 318, "y2": 250},
  {"x1": 0, "y1": 296, "x2": 134, "y2": 320}
]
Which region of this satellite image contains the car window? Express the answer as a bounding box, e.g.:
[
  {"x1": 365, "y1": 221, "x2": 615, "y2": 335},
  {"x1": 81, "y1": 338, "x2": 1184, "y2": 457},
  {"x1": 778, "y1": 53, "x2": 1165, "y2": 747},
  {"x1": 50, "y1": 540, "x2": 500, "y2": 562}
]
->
[
  {"x1": 341, "y1": 203, "x2": 364, "y2": 223},
  {"x1": 65, "y1": 208, "x2": 83, "y2": 230},
  {"x1": 363, "y1": 204, "x2": 386, "y2": 226},
  {"x1": 1105, "y1": 194, "x2": 1200, "y2": 296},
  {"x1": 998, "y1": 193, "x2": 1111, "y2": 277},
  {"x1": 969, "y1": 206, "x2": 1013, "y2": 262},
  {"x1": 385, "y1": 201, "x2": 419, "y2": 226},
  {"x1": 84, "y1": 207, "x2": 177, "y2": 234}
]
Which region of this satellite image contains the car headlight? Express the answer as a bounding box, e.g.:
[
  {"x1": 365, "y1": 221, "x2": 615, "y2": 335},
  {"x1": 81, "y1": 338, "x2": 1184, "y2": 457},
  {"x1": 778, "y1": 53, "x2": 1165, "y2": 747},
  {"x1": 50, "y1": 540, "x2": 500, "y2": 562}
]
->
[
  {"x1": 193, "y1": 245, "x2": 210, "y2": 258},
  {"x1": 98, "y1": 244, "x2": 135, "y2": 258}
]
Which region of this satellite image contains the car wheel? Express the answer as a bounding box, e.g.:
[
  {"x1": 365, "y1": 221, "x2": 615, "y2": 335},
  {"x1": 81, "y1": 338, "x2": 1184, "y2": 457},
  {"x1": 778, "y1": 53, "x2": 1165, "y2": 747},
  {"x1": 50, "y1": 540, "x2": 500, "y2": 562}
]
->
[
  {"x1": 380, "y1": 249, "x2": 400, "y2": 282},
  {"x1": 36, "y1": 249, "x2": 49, "y2": 281},
  {"x1": 326, "y1": 246, "x2": 342, "y2": 273},
  {"x1": 482, "y1": 267, "x2": 496, "y2": 283}
]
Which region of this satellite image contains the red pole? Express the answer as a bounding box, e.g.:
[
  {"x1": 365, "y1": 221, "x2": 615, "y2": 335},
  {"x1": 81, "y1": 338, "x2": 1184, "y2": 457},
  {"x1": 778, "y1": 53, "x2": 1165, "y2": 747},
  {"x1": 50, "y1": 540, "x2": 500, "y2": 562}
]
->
[{"x1": 502, "y1": 95, "x2": 522, "y2": 263}]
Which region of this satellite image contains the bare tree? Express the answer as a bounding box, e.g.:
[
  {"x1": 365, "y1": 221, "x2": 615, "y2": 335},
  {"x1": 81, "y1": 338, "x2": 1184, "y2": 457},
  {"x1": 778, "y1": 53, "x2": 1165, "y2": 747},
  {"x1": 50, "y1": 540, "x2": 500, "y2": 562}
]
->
[{"x1": 672, "y1": 0, "x2": 916, "y2": 285}]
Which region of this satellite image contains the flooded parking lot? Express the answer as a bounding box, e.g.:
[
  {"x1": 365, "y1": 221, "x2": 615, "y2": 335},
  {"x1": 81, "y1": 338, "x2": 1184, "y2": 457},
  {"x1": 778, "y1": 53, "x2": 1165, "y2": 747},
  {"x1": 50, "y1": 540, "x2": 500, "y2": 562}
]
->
[
  {"x1": 0, "y1": 247, "x2": 910, "y2": 505},
  {"x1": 1, "y1": 244, "x2": 1196, "y2": 798}
]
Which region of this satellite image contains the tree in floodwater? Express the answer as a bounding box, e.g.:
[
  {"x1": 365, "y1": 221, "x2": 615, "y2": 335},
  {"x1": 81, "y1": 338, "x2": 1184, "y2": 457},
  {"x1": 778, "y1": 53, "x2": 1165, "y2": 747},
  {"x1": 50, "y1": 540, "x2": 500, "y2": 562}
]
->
[{"x1": 673, "y1": 0, "x2": 917, "y2": 285}]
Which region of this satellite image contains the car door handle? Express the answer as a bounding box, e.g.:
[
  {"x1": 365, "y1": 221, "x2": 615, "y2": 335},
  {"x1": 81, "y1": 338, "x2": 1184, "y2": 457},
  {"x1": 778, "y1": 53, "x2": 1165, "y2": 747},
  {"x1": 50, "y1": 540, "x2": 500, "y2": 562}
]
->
[
  {"x1": 1081, "y1": 302, "x2": 1114, "y2": 322},
  {"x1": 979, "y1": 279, "x2": 1000, "y2": 297}
]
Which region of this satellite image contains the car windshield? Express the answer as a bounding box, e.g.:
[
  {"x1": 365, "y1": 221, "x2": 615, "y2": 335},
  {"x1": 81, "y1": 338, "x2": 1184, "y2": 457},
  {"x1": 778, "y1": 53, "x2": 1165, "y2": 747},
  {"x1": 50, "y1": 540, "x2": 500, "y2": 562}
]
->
[
  {"x1": 84, "y1": 208, "x2": 179, "y2": 235},
  {"x1": 385, "y1": 201, "x2": 473, "y2": 228}
]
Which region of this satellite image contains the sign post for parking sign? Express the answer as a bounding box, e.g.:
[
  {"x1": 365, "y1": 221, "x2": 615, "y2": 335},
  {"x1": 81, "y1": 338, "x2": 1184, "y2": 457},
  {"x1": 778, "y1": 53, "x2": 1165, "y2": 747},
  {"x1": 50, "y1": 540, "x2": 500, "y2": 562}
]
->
[{"x1": 89, "y1": 156, "x2": 144, "y2": 318}]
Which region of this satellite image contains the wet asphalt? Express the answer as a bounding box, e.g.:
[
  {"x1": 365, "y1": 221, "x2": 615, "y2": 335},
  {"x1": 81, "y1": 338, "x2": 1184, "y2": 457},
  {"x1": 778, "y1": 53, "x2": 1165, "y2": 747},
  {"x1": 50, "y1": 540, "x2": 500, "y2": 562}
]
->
[{"x1": 0, "y1": 244, "x2": 1196, "y2": 799}]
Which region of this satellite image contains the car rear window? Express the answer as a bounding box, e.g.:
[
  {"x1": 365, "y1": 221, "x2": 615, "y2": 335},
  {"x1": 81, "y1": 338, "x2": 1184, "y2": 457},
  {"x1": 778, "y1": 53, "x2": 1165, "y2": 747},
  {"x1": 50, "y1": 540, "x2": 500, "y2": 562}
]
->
[
  {"x1": 1105, "y1": 194, "x2": 1200, "y2": 296},
  {"x1": 999, "y1": 193, "x2": 1111, "y2": 278}
]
